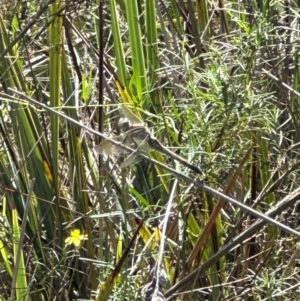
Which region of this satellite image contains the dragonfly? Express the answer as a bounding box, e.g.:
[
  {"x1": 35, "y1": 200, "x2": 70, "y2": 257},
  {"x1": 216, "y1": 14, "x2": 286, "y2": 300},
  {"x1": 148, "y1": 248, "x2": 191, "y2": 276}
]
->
[{"x1": 95, "y1": 105, "x2": 202, "y2": 175}]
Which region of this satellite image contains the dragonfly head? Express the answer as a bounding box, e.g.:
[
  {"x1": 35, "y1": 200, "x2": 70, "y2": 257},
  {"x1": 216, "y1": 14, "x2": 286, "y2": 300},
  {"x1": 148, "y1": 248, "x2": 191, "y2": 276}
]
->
[{"x1": 118, "y1": 117, "x2": 131, "y2": 133}]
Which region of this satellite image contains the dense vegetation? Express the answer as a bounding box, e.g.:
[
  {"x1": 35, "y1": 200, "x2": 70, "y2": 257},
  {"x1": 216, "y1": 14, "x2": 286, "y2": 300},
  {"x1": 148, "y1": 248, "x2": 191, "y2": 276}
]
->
[{"x1": 1, "y1": 0, "x2": 300, "y2": 300}]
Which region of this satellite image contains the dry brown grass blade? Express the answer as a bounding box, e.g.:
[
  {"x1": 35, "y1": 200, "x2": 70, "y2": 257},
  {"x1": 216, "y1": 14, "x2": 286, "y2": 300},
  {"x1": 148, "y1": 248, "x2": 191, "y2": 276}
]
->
[{"x1": 166, "y1": 187, "x2": 300, "y2": 300}]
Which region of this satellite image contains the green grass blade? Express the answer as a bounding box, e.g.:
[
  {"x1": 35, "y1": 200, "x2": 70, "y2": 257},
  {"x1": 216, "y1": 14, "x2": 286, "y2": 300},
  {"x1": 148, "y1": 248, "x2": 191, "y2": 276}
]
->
[
  {"x1": 125, "y1": 1, "x2": 147, "y2": 99},
  {"x1": 108, "y1": 0, "x2": 128, "y2": 86}
]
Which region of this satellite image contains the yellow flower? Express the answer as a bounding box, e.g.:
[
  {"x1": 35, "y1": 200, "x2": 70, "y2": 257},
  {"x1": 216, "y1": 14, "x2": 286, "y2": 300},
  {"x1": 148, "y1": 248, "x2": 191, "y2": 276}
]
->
[{"x1": 65, "y1": 229, "x2": 88, "y2": 247}]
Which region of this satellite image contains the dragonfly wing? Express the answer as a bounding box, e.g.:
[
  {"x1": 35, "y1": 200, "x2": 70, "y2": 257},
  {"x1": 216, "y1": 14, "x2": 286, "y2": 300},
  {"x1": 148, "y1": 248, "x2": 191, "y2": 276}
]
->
[
  {"x1": 95, "y1": 126, "x2": 151, "y2": 168},
  {"x1": 95, "y1": 133, "x2": 128, "y2": 156},
  {"x1": 120, "y1": 136, "x2": 150, "y2": 168},
  {"x1": 120, "y1": 105, "x2": 144, "y2": 126},
  {"x1": 120, "y1": 152, "x2": 142, "y2": 168}
]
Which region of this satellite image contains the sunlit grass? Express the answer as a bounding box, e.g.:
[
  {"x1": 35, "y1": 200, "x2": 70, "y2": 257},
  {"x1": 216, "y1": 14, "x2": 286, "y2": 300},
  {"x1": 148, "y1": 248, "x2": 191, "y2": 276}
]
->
[{"x1": 0, "y1": 1, "x2": 300, "y2": 300}]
